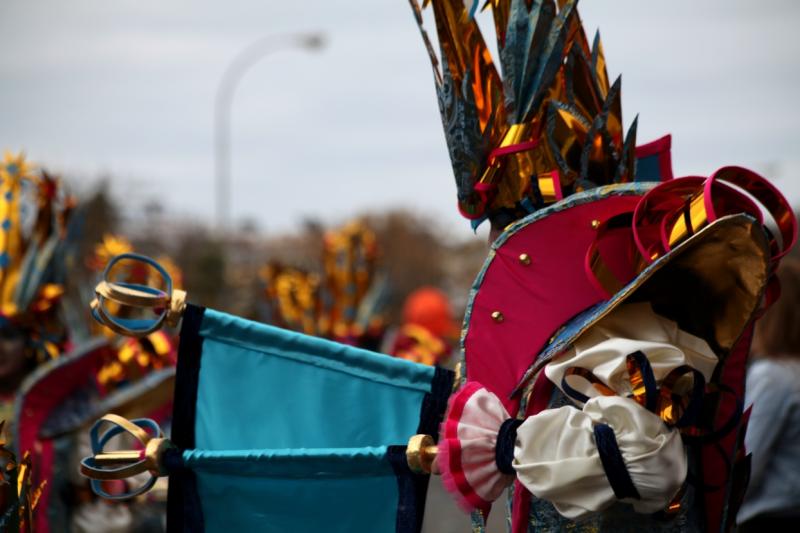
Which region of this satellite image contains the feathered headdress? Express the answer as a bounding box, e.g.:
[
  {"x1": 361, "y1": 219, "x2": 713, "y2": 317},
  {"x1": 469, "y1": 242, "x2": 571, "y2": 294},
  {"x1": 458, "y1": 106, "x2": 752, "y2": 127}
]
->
[
  {"x1": 261, "y1": 221, "x2": 388, "y2": 348},
  {"x1": 260, "y1": 262, "x2": 322, "y2": 335},
  {"x1": 0, "y1": 152, "x2": 75, "y2": 362}
]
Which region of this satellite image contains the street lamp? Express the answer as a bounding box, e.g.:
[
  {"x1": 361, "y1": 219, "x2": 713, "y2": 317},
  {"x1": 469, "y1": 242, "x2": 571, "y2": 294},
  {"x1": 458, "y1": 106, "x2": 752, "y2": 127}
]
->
[{"x1": 214, "y1": 32, "x2": 326, "y2": 232}]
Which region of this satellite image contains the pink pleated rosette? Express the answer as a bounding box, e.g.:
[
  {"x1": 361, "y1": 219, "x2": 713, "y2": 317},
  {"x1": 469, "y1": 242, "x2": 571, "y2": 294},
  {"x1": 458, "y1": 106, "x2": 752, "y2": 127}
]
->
[{"x1": 438, "y1": 381, "x2": 516, "y2": 514}]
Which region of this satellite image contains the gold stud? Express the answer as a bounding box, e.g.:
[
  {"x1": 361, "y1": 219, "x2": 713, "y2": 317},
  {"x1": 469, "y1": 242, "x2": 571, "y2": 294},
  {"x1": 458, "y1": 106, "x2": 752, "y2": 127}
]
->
[
  {"x1": 518, "y1": 253, "x2": 531, "y2": 265},
  {"x1": 491, "y1": 311, "x2": 504, "y2": 323},
  {"x1": 591, "y1": 219, "x2": 601, "y2": 230}
]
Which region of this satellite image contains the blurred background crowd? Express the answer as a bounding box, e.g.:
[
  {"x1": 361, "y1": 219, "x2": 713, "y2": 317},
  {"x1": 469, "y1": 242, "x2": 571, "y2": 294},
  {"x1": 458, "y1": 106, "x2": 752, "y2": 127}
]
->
[{"x1": 0, "y1": 152, "x2": 483, "y2": 532}]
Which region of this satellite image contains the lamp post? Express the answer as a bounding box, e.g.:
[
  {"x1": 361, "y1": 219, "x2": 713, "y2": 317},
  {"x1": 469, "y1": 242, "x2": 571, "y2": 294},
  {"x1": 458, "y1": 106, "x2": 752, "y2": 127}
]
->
[{"x1": 214, "y1": 32, "x2": 326, "y2": 232}]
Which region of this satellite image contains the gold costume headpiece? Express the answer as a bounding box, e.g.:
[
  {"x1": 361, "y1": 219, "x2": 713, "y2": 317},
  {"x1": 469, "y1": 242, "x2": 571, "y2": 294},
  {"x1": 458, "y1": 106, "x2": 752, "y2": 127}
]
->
[
  {"x1": 0, "y1": 152, "x2": 75, "y2": 362},
  {"x1": 261, "y1": 221, "x2": 387, "y2": 345},
  {"x1": 410, "y1": 0, "x2": 637, "y2": 228}
]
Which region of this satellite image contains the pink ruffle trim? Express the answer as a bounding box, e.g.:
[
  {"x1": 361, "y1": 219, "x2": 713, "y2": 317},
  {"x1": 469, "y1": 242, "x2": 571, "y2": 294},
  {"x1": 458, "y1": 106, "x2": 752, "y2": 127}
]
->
[{"x1": 437, "y1": 381, "x2": 501, "y2": 515}]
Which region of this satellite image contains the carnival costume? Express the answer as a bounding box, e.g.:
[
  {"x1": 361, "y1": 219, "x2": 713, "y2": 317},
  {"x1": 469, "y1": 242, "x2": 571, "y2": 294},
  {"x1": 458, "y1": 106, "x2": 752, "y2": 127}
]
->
[
  {"x1": 409, "y1": 1, "x2": 796, "y2": 531},
  {"x1": 389, "y1": 287, "x2": 457, "y2": 366},
  {"x1": 260, "y1": 223, "x2": 457, "y2": 366},
  {"x1": 0, "y1": 174, "x2": 178, "y2": 533},
  {"x1": 0, "y1": 152, "x2": 80, "y2": 532},
  {"x1": 78, "y1": 2, "x2": 796, "y2": 532},
  {"x1": 261, "y1": 220, "x2": 388, "y2": 350}
]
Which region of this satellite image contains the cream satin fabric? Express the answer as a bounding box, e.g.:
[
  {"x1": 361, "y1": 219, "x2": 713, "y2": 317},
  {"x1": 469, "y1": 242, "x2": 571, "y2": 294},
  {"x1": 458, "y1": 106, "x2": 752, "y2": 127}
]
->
[
  {"x1": 514, "y1": 395, "x2": 686, "y2": 519},
  {"x1": 510, "y1": 303, "x2": 708, "y2": 519},
  {"x1": 439, "y1": 304, "x2": 709, "y2": 519},
  {"x1": 545, "y1": 302, "x2": 718, "y2": 403}
]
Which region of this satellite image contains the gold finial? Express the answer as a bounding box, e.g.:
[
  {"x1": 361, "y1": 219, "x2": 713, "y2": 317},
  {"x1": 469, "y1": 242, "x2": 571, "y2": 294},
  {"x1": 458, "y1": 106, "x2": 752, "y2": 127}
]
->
[
  {"x1": 91, "y1": 254, "x2": 188, "y2": 338},
  {"x1": 80, "y1": 414, "x2": 173, "y2": 500},
  {"x1": 591, "y1": 219, "x2": 601, "y2": 230},
  {"x1": 491, "y1": 311, "x2": 504, "y2": 323},
  {"x1": 407, "y1": 434, "x2": 439, "y2": 474},
  {"x1": 518, "y1": 253, "x2": 531, "y2": 265}
]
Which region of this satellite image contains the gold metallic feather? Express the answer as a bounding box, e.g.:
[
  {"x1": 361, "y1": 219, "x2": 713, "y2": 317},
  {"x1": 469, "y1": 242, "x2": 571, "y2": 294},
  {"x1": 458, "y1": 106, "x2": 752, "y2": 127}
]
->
[{"x1": 410, "y1": 0, "x2": 637, "y2": 225}]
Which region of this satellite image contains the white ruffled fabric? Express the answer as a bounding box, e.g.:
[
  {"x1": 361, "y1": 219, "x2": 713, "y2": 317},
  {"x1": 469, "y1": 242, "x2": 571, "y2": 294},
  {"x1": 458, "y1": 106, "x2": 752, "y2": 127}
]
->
[
  {"x1": 456, "y1": 386, "x2": 515, "y2": 503},
  {"x1": 545, "y1": 302, "x2": 718, "y2": 403},
  {"x1": 438, "y1": 382, "x2": 516, "y2": 512},
  {"x1": 514, "y1": 395, "x2": 686, "y2": 519}
]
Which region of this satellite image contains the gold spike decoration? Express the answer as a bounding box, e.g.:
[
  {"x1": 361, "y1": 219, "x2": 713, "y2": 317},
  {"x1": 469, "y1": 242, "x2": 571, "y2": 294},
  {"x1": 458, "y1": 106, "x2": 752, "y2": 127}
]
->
[
  {"x1": 409, "y1": 0, "x2": 638, "y2": 227},
  {"x1": 260, "y1": 220, "x2": 388, "y2": 346},
  {"x1": 0, "y1": 421, "x2": 46, "y2": 531},
  {"x1": 0, "y1": 152, "x2": 33, "y2": 312}
]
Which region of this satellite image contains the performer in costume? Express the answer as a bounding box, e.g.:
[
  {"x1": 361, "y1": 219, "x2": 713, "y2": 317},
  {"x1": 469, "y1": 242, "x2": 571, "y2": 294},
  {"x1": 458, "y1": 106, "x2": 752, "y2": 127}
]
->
[
  {"x1": 0, "y1": 153, "x2": 74, "y2": 438},
  {"x1": 737, "y1": 258, "x2": 800, "y2": 529},
  {"x1": 261, "y1": 223, "x2": 457, "y2": 366},
  {"x1": 407, "y1": 1, "x2": 796, "y2": 532},
  {"x1": 388, "y1": 287, "x2": 458, "y2": 367},
  {"x1": 0, "y1": 168, "x2": 179, "y2": 533},
  {"x1": 0, "y1": 151, "x2": 75, "y2": 436},
  {"x1": 63, "y1": 235, "x2": 182, "y2": 532},
  {"x1": 0, "y1": 151, "x2": 92, "y2": 532},
  {"x1": 75, "y1": 4, "x2": 795, "y2": 532},
  {"x1": 261, "y1": 220, "x2": 389, "y2": 350}
]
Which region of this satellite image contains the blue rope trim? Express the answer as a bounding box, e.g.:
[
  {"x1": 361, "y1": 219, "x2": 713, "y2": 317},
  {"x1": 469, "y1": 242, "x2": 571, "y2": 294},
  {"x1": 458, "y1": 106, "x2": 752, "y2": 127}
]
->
[
  {"x1": 495, "y1": 418, "x2": 523, "y2": 475},
  {"x1": 629, "y1": 350, "x2": 658, "y2": 412},
  {"x1": 593, "y1": 423, "x2": 641, "y2": 501}
]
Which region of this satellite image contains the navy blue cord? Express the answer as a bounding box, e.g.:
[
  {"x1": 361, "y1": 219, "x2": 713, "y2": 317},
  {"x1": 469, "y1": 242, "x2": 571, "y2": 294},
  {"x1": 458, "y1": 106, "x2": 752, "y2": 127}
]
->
[{"x1": 594, "y1": 423, "x2": 641, "y2": 500}]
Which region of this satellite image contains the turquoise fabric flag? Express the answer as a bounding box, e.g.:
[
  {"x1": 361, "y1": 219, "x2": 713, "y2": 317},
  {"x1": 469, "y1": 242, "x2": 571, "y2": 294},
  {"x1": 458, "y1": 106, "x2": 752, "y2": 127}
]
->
[
  {"x1": 165, "y1": 305, "x2": 452, "y2": 532},
  {"x1": 83, "y1": 253, "x2": 453, "y2": 532}
]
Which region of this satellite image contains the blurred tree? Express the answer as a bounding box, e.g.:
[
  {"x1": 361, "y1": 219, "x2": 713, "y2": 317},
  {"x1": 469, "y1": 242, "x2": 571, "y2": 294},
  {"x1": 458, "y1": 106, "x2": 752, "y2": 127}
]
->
[
  {"x1": 74, "y1": 181, "x2": 118, "y2": 266},
  {"x1": 61, "y1": 176, "x2": 495, "y2": 334},
  {"x1": 54, "y1": 180, "x2": 120, "y2": 340},
  {"x1": 135, "y1": 199, "x2": 167, "y2": 257},
  {"x1": 793, "y1": 213, "x2": 800, "y2": 259},
  {"x1": 238, "y1": 216, "x2": 260, "y2": 235},
  {"x1": 175, "y1": 228, "x2": 227, "y2": 310},
  {"x1": 256, "y1": 209, "x2": 488, "y2": 328},
  {"x1": 363, "y1": 210, "x2": 447, "y2": 325}
]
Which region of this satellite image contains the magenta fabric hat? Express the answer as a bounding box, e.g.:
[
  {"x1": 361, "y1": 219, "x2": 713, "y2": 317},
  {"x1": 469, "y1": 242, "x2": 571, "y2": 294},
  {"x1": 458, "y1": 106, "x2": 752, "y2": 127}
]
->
[{"x1": 460, "y1": 168, "x2": 796, "y2": 414}]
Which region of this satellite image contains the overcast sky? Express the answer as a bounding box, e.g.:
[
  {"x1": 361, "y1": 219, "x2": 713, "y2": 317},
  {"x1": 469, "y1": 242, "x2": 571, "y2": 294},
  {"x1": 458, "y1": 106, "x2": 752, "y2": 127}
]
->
[{"x1": 1, "y1": 0, "x2": 798, "y2": 238}]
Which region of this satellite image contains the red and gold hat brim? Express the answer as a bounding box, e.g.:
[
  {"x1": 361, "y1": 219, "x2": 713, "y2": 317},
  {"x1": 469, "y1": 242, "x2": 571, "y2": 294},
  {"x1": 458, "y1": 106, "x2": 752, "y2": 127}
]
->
[
  {"x1": 513, "y1": 213, "x2": 770, "y2": 396},
  {"x1": 461, "y1": 168, "x2": 790, "y2": 413}
]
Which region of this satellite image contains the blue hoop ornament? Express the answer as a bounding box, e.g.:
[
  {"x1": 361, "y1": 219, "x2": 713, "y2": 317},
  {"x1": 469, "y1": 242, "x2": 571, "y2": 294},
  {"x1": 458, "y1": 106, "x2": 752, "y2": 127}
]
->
[
  {"x1": 79, "y1": 414, "x2": 171, "y2": 500},
  {"x1": 90, "y1": 253, "x2": 187, "y2": 337}
]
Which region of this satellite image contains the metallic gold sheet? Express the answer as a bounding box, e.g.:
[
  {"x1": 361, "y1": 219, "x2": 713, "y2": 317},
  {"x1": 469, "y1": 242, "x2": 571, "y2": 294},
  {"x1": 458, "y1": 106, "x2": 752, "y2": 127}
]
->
[{"x1": 411, "y1": 1, "x2": 637, "y2": 224}]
